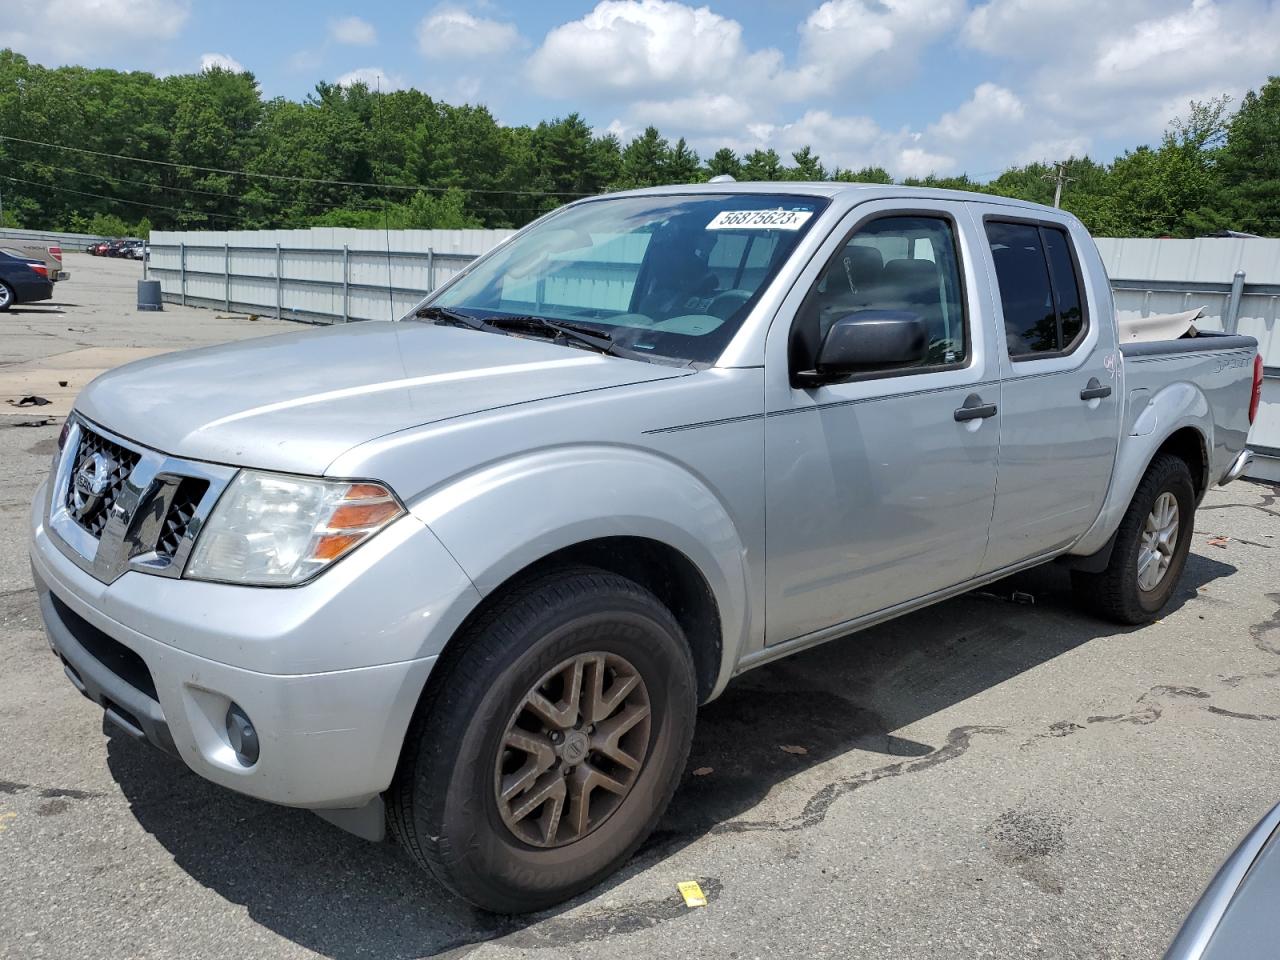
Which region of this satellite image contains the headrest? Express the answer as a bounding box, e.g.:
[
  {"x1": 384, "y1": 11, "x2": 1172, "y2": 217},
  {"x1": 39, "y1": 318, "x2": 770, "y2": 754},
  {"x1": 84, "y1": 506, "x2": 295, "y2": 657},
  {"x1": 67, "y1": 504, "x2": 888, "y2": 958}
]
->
[
  {"x1": 821, "y1": 244, "x2": 883, "y2": 294},
  {"x1": 882, "y1": 258, "x2": 940, "y2": 293}
]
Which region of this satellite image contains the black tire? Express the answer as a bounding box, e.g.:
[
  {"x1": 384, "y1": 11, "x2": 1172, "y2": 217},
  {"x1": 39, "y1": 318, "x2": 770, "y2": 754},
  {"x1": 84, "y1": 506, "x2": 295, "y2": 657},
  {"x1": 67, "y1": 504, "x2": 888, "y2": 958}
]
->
[
  {"x1": 387, "y1": 565, "x2": 697, "y2": 913},
  {"x1": 1071, "y1": 453, "x2": 1196, "y2": 624},
  {"x1": 0, "y1": 282, "x2": 13, "y2": 312}
]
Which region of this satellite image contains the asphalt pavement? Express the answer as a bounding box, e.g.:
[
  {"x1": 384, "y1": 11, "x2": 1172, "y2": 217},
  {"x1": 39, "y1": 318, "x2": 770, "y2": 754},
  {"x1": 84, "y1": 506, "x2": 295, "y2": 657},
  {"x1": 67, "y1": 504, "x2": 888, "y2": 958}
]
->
[{"x1": 2, "y1": 255, "x2": 1279, "y2": 959}]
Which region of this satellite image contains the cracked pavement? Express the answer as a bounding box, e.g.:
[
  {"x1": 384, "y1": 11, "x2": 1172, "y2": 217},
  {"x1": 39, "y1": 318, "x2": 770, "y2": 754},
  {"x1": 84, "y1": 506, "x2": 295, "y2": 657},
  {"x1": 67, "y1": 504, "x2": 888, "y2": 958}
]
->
[{"x1": 3, "y1": 256, "x2": 1280, "y2": 959}]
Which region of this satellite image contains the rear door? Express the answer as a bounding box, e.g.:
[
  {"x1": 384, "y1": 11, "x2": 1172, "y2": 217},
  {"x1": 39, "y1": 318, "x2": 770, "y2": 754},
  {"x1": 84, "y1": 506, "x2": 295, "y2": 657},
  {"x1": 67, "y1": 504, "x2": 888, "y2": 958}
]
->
[{"x1": 978, "y1": 212, "x2": 1121, "y2": 572}]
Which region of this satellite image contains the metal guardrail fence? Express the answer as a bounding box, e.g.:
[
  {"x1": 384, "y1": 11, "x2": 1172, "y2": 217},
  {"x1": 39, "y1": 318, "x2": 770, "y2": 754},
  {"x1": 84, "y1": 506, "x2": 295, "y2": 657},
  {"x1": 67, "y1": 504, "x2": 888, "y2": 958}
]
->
[{"x1": 146, "y1": 242, "x2": 479, "y2": 324}]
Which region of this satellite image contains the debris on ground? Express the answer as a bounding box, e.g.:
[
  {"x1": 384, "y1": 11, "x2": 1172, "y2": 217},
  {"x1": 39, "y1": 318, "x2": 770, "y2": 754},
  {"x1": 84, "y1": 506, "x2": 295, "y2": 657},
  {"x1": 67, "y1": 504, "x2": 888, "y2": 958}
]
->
[
  {"x1": 779, "y1": 745, "x2": 809, "y2": 756},
  {"x1": 7, "y1": 395, "x2": 52, "y2": 407},
  {"x1": 692, "y1": 767, "x2": 714, "y2": 777},
  {"x1": 973, "y1": 589, "x2": 1036, "y2": 605},
  {"x1": 1207, "y1": 536, "x2": 1231, "y2": 548},
  {"x1": 677, "y1": 881, "x2": 708, "y2": 908}
]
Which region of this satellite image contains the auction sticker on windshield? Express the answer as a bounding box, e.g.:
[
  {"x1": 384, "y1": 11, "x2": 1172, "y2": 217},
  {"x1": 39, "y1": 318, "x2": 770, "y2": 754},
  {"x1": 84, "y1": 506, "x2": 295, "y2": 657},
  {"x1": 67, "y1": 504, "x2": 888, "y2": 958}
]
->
[{"x1": 706, "y1": 209, "x2": 814, "y2": 230}]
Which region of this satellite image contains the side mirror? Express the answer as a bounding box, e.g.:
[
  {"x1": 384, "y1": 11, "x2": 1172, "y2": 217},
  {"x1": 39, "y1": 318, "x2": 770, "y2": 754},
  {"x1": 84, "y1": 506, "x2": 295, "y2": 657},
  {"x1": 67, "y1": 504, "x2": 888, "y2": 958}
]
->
[{"x1": 795, "y1": 310, "x2": 928, "y2": 386}]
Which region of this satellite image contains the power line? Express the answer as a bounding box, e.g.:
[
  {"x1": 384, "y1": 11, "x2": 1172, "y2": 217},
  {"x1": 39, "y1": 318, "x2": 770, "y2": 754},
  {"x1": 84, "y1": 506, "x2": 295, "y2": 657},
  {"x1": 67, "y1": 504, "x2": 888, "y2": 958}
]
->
[
  {"x1": 0, "y1": 174, "x2": 248, "y2": 223},
  {"x1": 22, "y1": 159, "x2": 401, "y2": 212},
  {"x1": 0, "y1": 134, "x2": 595, "y2": 199}
]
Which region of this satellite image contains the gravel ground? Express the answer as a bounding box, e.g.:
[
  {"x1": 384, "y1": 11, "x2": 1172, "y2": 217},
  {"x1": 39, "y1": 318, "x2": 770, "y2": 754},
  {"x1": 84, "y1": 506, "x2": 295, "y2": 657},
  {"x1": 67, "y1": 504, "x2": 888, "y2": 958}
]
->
[{"x1": 2, "y1": 255, "x2": 1278, "y2": 960}]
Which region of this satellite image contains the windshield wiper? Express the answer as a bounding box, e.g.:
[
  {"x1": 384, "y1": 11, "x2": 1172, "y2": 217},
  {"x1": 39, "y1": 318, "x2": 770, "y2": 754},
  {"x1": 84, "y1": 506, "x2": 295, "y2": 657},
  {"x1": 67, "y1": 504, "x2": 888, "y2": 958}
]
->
[
  {"x1": 416, "y1": 305, "x2": 491, "y2": 331},
  {"x1": 488, "y1": 315, "x2": 683, "y2": 365},
  {"x1": 420, "y1": 308, "x2": 663, "y2": 364}
]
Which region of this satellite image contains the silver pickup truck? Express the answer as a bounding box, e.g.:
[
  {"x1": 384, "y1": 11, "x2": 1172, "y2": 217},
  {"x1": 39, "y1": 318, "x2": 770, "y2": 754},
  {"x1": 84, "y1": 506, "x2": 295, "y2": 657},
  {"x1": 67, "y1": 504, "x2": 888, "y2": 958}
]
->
[{"x1": 29, "y1": 183, "x2": 1263, "y2": 912}]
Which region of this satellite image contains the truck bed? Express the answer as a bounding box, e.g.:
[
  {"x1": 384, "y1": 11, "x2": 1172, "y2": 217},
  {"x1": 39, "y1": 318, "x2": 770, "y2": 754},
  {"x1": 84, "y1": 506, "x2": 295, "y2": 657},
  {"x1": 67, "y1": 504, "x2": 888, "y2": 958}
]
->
[{"x1": 1121, "y1": 330, "x2": 1257, "y2": 488}]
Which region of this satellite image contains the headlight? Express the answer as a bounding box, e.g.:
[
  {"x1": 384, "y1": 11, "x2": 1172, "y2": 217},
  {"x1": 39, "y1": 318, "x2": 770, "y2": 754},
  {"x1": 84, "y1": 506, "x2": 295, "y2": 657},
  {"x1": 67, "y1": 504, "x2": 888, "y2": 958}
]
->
[{"x1": 186, "y1": 470, "x2": 405, "y2": 586}]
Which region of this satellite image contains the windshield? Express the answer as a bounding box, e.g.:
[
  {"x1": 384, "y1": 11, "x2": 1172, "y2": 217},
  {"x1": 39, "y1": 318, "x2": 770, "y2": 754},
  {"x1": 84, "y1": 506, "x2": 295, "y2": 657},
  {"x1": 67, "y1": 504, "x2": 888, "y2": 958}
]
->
[{"x1": 425, "y1": 193, "x2": 828, "y2": 365}]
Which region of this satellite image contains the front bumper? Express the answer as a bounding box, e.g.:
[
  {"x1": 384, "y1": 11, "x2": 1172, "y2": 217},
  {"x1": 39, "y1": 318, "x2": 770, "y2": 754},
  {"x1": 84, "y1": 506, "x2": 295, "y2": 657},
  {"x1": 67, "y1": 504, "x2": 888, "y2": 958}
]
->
[{"x1": 30, "y1": 481, "x2": 481, "y2": 810}]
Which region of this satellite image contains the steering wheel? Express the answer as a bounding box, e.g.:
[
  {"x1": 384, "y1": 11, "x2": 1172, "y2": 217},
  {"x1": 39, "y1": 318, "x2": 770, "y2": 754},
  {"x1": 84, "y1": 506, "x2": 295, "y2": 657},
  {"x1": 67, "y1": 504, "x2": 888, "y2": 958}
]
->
[{"x1": 706, "y1": 289, "x2": 753, "y2": 320}]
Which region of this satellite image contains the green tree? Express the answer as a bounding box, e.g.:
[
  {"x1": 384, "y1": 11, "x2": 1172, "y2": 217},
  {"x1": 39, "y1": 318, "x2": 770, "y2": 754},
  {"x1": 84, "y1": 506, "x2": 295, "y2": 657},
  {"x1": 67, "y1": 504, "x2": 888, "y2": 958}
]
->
[
  {"x1": 1216, "y1": 78, "x2": 1280, "y2": 234},
  {"x1": 706, "y1": 147, "x2": 741, "y2": 179},
  {"x1": 741, "y1": 148, "x2": 783, "y2": 180},
  {"x1": 787, "y1": 146, "x2": 825, "y2": 181},
  {"x1": 832, "y1": 165, "x2": 893, "y2": 184},
  {"x1": 620, "y1": 126, "x2": 670, "y2": 187},
  {"x1": 664, "y1": 137, "x2": 701, "y2": 183}
]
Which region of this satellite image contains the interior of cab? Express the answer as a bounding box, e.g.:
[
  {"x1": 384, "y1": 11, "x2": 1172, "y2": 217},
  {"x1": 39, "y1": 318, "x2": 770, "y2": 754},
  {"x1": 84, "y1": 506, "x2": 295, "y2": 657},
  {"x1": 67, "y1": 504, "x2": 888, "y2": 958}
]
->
[{"x1": 793, "y1": 215, "x2": 968, "y2": 375}]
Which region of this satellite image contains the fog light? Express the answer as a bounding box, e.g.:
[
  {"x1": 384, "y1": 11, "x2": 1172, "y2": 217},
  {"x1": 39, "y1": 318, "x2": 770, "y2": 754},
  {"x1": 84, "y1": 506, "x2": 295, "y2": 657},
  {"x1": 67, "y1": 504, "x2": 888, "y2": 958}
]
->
[{"x1": 226, "y1": 703, "x2": 259, "y2": 767}]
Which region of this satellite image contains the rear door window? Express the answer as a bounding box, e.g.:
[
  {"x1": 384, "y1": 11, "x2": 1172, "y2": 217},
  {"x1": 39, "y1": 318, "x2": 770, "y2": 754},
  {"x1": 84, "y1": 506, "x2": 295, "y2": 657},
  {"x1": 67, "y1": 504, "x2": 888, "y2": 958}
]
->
[{"x1": 985, "y1": 220, "x2": 1088, "y2": 359}]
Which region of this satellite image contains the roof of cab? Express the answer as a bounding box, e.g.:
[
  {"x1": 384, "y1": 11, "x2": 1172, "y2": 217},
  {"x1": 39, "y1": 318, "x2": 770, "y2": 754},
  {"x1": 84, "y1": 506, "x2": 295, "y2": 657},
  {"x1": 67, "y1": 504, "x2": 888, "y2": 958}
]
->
[{"x1": 592, "y1": 179, "x2": 1069, "y2": 218}]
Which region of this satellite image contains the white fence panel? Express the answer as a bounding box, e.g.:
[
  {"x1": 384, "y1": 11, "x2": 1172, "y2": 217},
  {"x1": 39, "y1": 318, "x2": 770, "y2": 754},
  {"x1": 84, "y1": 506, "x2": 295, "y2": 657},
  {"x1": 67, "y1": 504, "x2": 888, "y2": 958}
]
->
[{"x1": 147, "y1": 227, "x2": 515, "y2": 323}]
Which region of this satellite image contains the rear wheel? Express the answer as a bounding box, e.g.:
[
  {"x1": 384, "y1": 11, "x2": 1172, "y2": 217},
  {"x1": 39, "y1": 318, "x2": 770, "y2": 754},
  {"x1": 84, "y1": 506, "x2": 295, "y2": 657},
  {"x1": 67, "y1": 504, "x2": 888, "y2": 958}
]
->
[
  {"x1": 387, "y1": 566, "x2": 697, "y2": 913},
  {"x1": 0, "y1": 282, "x2": 13, "y2": 311},
  {"x1": 1071, "y1": 453, "x2": 1196, "y2": 624}
]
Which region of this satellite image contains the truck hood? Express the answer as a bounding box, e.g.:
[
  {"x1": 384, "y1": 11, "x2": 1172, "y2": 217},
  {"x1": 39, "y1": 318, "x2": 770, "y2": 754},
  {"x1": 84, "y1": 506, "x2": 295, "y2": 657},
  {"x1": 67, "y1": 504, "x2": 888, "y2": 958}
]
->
[{"x1": 76, "y1": 320, "x2": 689, "y2": 474}]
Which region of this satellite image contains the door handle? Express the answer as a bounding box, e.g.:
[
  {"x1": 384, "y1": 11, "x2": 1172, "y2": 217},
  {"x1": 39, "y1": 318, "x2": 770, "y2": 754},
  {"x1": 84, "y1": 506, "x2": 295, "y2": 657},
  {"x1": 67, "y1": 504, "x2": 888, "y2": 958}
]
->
[
  {"x1": 1080, "y1": 377, "x2": 1112, "y2": 401},
  {"x1": 954, "y1": 393, "x2": 998, "y2": 422}
]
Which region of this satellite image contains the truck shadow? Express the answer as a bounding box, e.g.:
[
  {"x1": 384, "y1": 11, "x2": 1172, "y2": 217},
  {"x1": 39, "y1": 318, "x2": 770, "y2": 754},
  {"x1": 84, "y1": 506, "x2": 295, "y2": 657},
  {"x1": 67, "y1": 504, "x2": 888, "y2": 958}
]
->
[{"x1": 105, "y1": 552, "x2": 1233, "y2": 959}]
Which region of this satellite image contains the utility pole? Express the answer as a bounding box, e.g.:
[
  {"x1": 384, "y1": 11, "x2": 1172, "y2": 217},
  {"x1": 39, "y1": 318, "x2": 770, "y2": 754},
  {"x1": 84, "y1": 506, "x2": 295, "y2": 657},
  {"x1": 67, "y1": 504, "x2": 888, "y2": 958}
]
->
[{"x1": 1044, "y1": 161, "x2": 1074, "y2": 208}]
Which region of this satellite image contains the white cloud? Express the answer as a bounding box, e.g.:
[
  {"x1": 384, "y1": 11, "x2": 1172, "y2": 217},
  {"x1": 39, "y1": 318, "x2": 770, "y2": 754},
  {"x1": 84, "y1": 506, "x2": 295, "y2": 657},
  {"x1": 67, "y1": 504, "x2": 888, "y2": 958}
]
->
[
  {"x1": 526, "y1": 0, "x2": 975, "y2": 178},
  {"x1": 418, "y1": 7, "x2": 520, "y2": 59},
  {"x1": 929, "y1": 83, "x2": 1024, "y2": 143},
  {"x1": 964, "y1": 0, "x2": 1280, "y2": 146},
  {"x1": 335, "y1": 67, "x2": 403, "y2": 91},
  {"x1": 795, "y1": 0, "x2": 964, "y2": 92},
  {"x1": 1015, "y1": 137, "x2": 1093, "y2": 166},
  {"x1": 0, "y1": 0, "x2": 189, "y2": 63},
  {"x1": 529, "y1": 1, "x2": 775, "y2": 100},
  {"x1": 714, "y1": 110, "x2": 957, "y2": 180},
  {"x1": 628, "y1": 94, "x2": 757, "y2": 136},
  {"x1": 330, "y1": 15, "x2": 376, "y2": 46},
  {"x1": 199, "y1": 52, "x2": 246, "y2": 73}
]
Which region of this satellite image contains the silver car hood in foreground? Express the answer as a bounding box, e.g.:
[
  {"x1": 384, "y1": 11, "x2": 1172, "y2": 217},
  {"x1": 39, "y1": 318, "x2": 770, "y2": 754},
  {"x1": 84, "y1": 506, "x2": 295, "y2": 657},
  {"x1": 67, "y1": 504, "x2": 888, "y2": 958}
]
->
[{"x1": 75, "y1": 320, "x2": 689, "y2": 474}]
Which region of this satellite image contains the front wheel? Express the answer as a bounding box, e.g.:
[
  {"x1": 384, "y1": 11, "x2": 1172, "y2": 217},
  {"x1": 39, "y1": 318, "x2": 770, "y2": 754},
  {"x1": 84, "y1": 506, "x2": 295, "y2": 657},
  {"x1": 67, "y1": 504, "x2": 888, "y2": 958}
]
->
[
  {"x1": 1072, "y1": 453, "x2": 1196, "y2": 624},
  {"x1": 387, "y1": 566, "x2": 697, "y2": 913},
  {"x1": 0, "y1": 282, "x2": 13, "y2": 312}
]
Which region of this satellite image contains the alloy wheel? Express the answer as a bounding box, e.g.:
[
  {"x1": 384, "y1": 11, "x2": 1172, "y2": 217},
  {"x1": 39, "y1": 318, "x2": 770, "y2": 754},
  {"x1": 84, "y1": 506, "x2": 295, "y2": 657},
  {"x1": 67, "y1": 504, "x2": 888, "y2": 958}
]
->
[
  {"x1": 1137, "y1": 491, "x2": 1180, "y2": 592},
  {"x1": 494, "y1": 651, "x2": 652, "y2": 848}
]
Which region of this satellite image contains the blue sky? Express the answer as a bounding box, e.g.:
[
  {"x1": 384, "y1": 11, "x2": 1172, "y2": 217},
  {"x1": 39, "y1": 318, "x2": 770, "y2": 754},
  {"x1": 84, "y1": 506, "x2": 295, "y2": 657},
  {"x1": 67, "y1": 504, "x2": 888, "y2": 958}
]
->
[{"x1": 4, "y1": 1, "x2": 1278, "y2": 180}]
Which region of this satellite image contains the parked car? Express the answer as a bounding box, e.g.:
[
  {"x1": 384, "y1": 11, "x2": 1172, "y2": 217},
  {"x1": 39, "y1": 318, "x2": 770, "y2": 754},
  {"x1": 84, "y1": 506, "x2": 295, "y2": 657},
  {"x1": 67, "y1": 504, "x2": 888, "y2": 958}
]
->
[
  {"x1": 29, "y1": 183, "x2": 1263, "y2": 913},
  {"x1": 0, "y1": 250, "x2": 54, "y2": 310},
  {"x1": 105, "y1": 239, "x2": 132, "y2": 257},
  {"x1": 120, "y1": 239, "x2": 146, "y2": 260},
  {"x1": 88, "y1": 241, "x2": 111, "y2": 256},
  {"x1": 5, "y1": 241, "x2": 67, "y2": 280},
  {"x1": 1164, "y1": 802, "x2": 1280, "y2": 958}
]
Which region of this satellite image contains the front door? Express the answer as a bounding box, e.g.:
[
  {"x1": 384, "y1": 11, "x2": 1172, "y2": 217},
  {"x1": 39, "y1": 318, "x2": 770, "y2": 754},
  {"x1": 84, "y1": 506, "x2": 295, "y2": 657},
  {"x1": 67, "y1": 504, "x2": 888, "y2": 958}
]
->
[
  {"x1": 764, "y1": 202, "x2": 1002, "y2": 645},
  {"x1": 978, "y1": 215, "x2": 1121, "y2": 573}
]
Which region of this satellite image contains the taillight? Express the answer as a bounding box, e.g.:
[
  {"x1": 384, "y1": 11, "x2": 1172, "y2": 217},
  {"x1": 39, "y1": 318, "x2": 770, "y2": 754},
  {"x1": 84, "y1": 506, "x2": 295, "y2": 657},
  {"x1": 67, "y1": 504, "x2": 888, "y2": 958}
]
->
[
  {"x1": 49, "y1": 245, "x2": 63, "y2": 262},
  {"x1": 28, "y1": 263, "x2": 48, "y2": 277},
  {"x1": 1249, "y1": 354, "x2": 1263, "y2": 426}
]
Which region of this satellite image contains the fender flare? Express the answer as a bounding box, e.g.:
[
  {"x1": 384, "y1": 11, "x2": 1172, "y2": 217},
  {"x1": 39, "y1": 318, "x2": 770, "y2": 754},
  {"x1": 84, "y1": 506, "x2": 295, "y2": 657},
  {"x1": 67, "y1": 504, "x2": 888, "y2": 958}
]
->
[
  {"x1": 1071, "y1": 380, "x2": 1211, "y2": 557},
  {"x1": 408, "y1": 444, "x2": 751, "y2": 699}
]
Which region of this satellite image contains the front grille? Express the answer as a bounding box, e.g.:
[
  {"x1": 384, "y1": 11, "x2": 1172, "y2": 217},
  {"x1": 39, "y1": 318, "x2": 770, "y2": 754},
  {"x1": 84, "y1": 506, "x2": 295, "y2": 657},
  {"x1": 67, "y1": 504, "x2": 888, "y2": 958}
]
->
[
  {"x1": 66, "y1": 427, "x2": 141, "y2": 537},
  {"x1": 156, "y1": 478, "x2": 209, "y2": 559}
]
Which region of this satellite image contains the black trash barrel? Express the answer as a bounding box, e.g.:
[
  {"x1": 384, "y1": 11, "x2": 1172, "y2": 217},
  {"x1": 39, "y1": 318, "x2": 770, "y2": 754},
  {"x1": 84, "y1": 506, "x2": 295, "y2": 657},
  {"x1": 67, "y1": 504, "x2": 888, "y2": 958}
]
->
[{"x1": 137, "y1": 279, "x2": 163, "y2": 311}]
